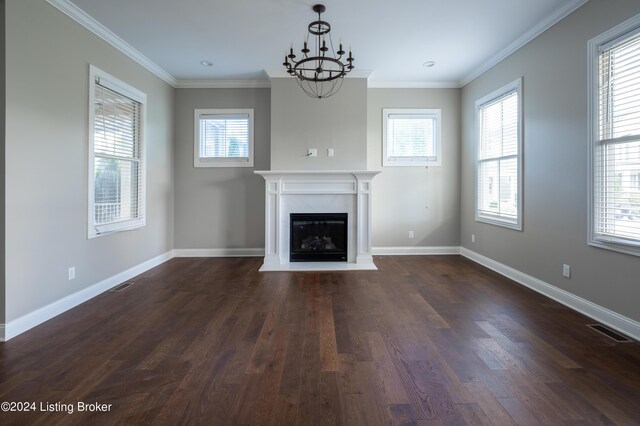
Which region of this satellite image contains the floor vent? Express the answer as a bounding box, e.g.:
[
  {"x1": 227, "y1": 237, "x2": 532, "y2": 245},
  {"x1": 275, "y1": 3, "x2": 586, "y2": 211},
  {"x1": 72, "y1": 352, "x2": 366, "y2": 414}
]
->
[
  {"x1": 587, "y1": 324, "x2": 633, "y2": 343},
  {"x1": 110, "y1": 282, "x2": 134, "y2": 292}
]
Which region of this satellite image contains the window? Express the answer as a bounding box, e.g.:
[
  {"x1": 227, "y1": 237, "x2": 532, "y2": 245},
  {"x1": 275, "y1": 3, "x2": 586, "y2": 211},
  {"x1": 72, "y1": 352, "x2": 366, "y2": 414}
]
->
[
  {"x1": 194, "y1": 109, "x2": 254, "y2": 167},
  {"x1": 475, "y1": 78, "x2": 523, "y2": 230},
  {"x1": 88, "y1": 65, "x2": 146, "y2": 238},
  {"x1": 589, "y1": 17, "x2": 640, "y2": 255},
  {"x1": 383, "y1": 109, "x2": 441, "y2": 166}
]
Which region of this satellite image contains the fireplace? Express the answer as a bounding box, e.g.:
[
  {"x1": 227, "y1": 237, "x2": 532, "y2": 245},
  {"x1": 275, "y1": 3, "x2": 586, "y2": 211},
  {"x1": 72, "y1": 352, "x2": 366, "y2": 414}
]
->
[
  {"x1": 254, "y1": 170, "x2": 379, "y2": 271},
  {"x1": 290, "y1": 213, "x2": 348, "y2": 262}
]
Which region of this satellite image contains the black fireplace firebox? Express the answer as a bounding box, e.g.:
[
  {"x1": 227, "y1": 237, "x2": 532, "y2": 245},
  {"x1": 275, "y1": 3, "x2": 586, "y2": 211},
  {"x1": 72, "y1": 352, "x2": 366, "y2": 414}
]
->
[{"x1": 290, "y1": 213, "x2": 348, "y2": 262}]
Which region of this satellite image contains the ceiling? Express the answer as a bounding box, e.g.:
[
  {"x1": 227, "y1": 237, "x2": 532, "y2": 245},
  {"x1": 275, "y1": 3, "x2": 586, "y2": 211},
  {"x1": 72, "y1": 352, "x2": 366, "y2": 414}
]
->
[{"x1": 65, "y1": 0, "x2": 586, "y2": 87}]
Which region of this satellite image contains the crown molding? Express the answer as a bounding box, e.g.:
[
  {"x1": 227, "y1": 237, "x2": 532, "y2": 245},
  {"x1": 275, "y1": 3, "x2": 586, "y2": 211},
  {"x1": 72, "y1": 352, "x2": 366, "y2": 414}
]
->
[
  {"x1": 46, "y1": 0, "x2": 178, "y2": 87},
  {"x1": 367, "y1": 80, "x2": 461, "y2": 89},
  {"x1": 175, "y1": 79, "x2": 271, "y2": 89},
  {"x1": 47, "y1": 0, "x2": 589, "y2": 91},
  {"x1": 459, "y1": 0, "x2": 589, "y2": 87}
]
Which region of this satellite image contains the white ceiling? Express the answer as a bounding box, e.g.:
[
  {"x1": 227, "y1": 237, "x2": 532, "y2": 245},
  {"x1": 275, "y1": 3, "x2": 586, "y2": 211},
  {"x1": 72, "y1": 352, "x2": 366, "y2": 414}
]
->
[{"x1": 66, "y1": 0, "x2": 586, "y2": 86}]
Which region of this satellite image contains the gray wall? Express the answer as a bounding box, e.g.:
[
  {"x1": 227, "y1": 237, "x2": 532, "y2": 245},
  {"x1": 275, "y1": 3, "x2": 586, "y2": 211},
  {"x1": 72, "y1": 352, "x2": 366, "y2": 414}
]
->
[
  {"x1": 368, "y1": 89, "x2": 461, "y2": 247},
  {"x1": 270, "y1": 78, "x2": 367, "y2": 170},
  {"x1": 4, "y1": 0, "x2": 174, "y2": 322},
  {"x1": 174, "y1": 88, "x2": 270, "y2": 249},
  {"x1": 0, "y1": 0, "x2": 5, "y2": 324},
  {"x1": 461, "y1": 0, "x2": 640, "y2": 322}
]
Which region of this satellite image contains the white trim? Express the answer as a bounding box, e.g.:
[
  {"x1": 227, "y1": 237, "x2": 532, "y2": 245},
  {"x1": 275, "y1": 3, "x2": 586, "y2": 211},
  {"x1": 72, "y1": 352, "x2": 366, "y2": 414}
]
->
[
  {"x1": 474, "y1": 78, "x2": 523, "y2": 231},
  {"x1": 372, "y1": 246, "x2": 461, "y2": 255},
  {"x1": 176, "y1": 79, "x2": 271, "y2": 89},
  {"x1": 368, "y1": 81, "x2": 461, "y2": 89},
  {"x1": 1, "y1": 251, "x2": 174, "y2": 342},
  {"x1": 173, "y1": 248, "x2": 265, "y2": 257},
  {"x1": 259, "y1": 262, "x2": 377, "y2": 272},
  {"x1": 459, "y1": 0, "x2": 589, "y2": 86},
  {"x1": 383, "y1": 109, "x2": 442, "y2": 167},
  {"x1": 587, "y1": 13, "x2": 640, "y2": 258},
  {"x1": 460, "y1": 247, "x2": 640, "y2": 341},
  {"x1": 88, "y1": 65, "x2": 147, "y2": 238},
  {"x1": 45, "y1": 0, "x2": 588, "y2": 91},
  {"x1": 194, "y1": 109, "x2": 255, "y2": 168},
  {"x1": 3, "y1": 246, "x2": 638, "y2": 343},
  {"x1": 177, "y1": 77, "x2": 462, "y2": 89},
  {"x1": 46, "y1": 0, "x2": 177, "y2": 87}
]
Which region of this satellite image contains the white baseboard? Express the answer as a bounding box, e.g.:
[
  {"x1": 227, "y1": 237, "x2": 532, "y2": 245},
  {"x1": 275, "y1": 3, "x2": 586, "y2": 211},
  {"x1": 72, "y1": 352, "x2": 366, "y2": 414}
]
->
[
  {"x1": 1, "y1": 250, "x2": 174, "y2": 342},
  {"x1": 3, "y1": 246, "x2": 637, "y2": 343},
  {"x1": 372, "y1": 246, "x2": 461, "y2": 255},
  {"x1": 460, "y1": 247, "x2": 640, "y2": 341},
  {"x1": 173, "y1": 248, "x2": 265, "y2": 257}
]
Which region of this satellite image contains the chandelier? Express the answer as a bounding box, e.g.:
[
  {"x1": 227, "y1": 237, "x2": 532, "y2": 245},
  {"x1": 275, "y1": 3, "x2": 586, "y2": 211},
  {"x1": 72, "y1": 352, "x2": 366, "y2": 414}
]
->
[{"x1": 283, "y1": 4, "x2": 354, "y2": 99}]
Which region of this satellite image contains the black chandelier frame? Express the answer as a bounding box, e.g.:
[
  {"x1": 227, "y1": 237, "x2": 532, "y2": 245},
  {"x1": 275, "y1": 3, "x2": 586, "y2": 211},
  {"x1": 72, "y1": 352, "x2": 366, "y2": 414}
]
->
[{"x1": 283, "y1": 4, "x2": 354, "y2": 98}]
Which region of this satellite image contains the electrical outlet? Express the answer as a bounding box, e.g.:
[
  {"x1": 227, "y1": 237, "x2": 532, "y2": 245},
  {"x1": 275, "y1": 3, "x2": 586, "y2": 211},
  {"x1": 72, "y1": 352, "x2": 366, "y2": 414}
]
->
[
  {"x1": 327, "y1": 148, "x2": 335, "y2": 157},
  {"x1": 471, "y1": 234, "x2": 475, "y2": 243},
  {"x1": 563, "y1": 264, "x2": 571, "y2": 278},
  {"x1": 409, "y1": 231, "x2": 414, "y2": 239},
  {"x1": 68, "y1": 266, "x2": 76, "y2": 280}
]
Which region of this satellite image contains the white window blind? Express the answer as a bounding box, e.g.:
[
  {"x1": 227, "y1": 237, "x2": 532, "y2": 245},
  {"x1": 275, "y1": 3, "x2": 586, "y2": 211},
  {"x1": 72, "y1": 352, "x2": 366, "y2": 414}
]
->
[
  {"x1": 383, "y1": 109, "x2": 441, "y2": 166},
  {"x1": 475, "y1": 79, "x2": 522, "y2": 229},
  {"x1": 592, "y1": 27, "x2": 640, "y2": 249},
  {"x1": 194, "y1": 109, "x2": 254, "y2": 167},
  {"x1": 89, "y1": 65, "x2": 146, "y2": 238}
]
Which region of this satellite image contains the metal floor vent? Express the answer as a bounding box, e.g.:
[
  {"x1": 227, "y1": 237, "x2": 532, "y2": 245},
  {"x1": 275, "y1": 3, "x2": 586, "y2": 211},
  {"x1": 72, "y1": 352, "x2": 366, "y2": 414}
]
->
[
  {"x1": 111, "y1": 282, "x2": 134, "y2": 292},
  {"x1": 587, "y1": 324, "x2": 633, "y2": 343}
]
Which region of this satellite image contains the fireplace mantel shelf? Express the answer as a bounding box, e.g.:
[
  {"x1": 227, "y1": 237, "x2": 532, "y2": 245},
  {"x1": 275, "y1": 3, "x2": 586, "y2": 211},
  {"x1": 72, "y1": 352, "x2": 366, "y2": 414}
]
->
[
  {"x1": 254, "y1": 170, "x2": 380, "y2": 272},
  {"x1": 254, "y1": 170, "x2": 380, "y2": 178}
]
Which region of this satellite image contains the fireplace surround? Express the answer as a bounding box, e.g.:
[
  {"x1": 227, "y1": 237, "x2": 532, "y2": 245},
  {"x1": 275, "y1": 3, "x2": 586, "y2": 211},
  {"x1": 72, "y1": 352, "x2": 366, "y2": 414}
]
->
[{"x1": 254, "y1": 170, "x2": 380, "y2": 271}]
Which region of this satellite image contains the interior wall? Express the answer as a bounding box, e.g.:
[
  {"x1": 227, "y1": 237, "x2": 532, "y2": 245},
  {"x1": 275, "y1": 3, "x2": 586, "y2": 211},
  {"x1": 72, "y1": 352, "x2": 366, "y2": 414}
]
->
[
  {"x1": 461, "y1": 0, "x2": 640, "y2": 322},
  {"x1": 367, "y1": 88, "x2": 461, "y2": 247},
  {"x1": 4, "y1": 0, "x2": 174, "y2": 322},
  {"x1": 0, "y1": 0, "x2": 5, "y2": 324},
  {"x1": 174, "y1": 88, "x2": 270, "y2": 249},
  {"x1": 270, "y1": 78, "x2": 367, "y2": 170}
]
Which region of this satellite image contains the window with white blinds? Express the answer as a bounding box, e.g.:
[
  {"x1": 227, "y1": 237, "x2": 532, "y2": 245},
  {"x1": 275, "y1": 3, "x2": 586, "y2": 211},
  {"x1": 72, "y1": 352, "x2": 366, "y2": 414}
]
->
[
  {"x1": 475, "y1": 79, "x2": 523, "y2": 230},
  {"x1": 194, "y1": 109, "x2": 254, "y2": 167},
  {"x1": 589, "y1": 20, "x2": 640, "y2": 255},
  {"x1": 88, "y1": 65, "x2": 146, "y2": 238},
  {"x1": 383, "y1": 109, "x2": 441, "y2": 166}
]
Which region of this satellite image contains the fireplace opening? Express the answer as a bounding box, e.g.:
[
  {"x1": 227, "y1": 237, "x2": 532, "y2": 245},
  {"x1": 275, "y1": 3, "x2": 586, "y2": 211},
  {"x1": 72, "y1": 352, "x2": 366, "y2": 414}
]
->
[{"x1": 290, "y1": 213, "x2": 347, "y2": 262}]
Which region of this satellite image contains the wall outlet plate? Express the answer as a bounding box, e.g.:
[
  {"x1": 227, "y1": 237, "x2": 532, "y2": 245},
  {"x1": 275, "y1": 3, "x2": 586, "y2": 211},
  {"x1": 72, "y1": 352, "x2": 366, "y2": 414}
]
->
[
  {"x1": 409, "y1": 231, "x2": 414, "y2": 239},
  {"x1": 327, "y1": 148, "x2": 335, "y2": 157},
  {"x1": 68, "y1": 266, "x2": 76, "y2": 280},
  {"x1": 563, "y1": 264, "x2": 571, "y2": 278}
]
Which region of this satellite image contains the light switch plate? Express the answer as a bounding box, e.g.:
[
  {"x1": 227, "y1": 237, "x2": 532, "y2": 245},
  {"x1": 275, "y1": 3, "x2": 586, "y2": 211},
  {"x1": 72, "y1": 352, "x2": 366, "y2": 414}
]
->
[{"x1": 307, "y1": 148, "x2": 317, "y2": 157}]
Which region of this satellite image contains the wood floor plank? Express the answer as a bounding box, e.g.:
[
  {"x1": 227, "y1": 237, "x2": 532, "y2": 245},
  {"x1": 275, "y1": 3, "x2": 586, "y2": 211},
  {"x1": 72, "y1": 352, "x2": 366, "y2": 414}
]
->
[{"x1": 366, "y1": 331, "x2": 410, "y2": 404}]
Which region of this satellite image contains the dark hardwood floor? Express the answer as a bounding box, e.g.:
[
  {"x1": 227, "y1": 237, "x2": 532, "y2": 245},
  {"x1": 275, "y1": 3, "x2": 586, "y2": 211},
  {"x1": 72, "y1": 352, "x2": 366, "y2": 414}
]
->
[{"x1": 1, "y1": 256, "x2": 639, "y2": 425}]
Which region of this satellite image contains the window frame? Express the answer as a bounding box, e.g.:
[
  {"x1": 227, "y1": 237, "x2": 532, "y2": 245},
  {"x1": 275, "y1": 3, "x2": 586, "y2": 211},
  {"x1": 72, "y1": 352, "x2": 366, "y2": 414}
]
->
[
  {"x1": 474, "y1": 78, "x2": 523, "y2": 230},
  {"x1": 588, "y1": 14, "x2": 640, "y2": 257},
  {"x1": 88, "y1": 65, "x2": 147, "y2": 239},
  {"x1": 194, "y1": 109, "x2": 255, "y2": 168},
  {"x1": 382, "y1": 108, "x2": 442, "y2": 167}
]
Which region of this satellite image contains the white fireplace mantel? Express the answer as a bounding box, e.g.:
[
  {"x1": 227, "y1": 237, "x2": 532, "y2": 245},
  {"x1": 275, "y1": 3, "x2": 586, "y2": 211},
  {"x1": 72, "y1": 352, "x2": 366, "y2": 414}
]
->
[{"x1": 254, "y1": 170, "x2": 380, "y2": 271}]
